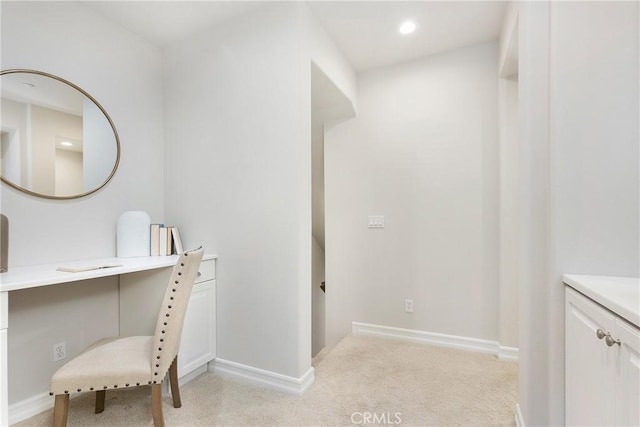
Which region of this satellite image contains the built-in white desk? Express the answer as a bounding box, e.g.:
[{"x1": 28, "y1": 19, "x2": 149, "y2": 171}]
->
[{"x1": 0, "y1": 254, "x2": 217, "y2": 426}]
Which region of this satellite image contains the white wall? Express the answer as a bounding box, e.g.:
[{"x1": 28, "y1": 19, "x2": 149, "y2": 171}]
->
[
  {"x1": 497, "y1": 1, "x2": 520, "y2": 351},
  {"x1": 311, "y1": 237, "x2": 325, "y2": 356},
  {"x1": 301, "y1": 6, "x2": 357, "y2": 117},
  {"x1": 8, "y1": 278, "x2": 118, "y2": 404},
  {"x1": 497, "y1": 77, "x2": 519, "y2": 350},
  {"x1": 325, "y1": 42, "x2": 499, "y2": 346},
  {"x1": 163, "y1": 2, "x2": 355, "y2": 379},
  {"x1": 1, "y1": 1, "x2": 164, "y2": 408},
  {"x1": 163, "y1": 3, "x2": 308, "y2": 379},
  {"x1": 506, "y1": 1, "x2": 639, "y2": 425},
  {"x1": 552, "y1": 1, "x2": 639, "y2": 276}
]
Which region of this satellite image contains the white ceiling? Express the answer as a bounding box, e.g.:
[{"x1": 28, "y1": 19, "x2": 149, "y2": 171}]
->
[
  {"x1": 82, "y1": 1, "x2": 266, "y2": 48},
  {"x1": 308, "y1": 1, "x2": 506, "y2": 71},
  {"x1": 82, "y1": 1, "x2": 506, "y2": 72}
]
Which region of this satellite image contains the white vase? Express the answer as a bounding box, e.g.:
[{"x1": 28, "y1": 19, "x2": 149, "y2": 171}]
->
[{"x1": 116, "y1": 211, "x2": 151, "y2": 257}]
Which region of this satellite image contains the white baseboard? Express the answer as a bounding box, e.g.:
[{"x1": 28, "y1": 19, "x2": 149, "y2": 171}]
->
[
  {"x1": 515, "y1": 403, "x2": 525, "y2": 427},
  {"x1": 210, "y1": 358, "x2": 314, "y2": 396},
  {"x1": 9, "y1": 391, "x2": 52, "y2": 426},
  {"x1": 498, "y1": 345, "x2": 519, "y2": 362},
  {"x1": 178, "y1": 363, "x2": 208, "y2": 387},
  {"x1": 352, "y1": 322, "x2": 519, "y2": 361}
]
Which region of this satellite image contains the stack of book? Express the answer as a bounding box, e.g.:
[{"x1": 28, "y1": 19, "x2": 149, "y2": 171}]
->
[{"x1": 150, "y1": 224, "x2": 184, "y2": 256}]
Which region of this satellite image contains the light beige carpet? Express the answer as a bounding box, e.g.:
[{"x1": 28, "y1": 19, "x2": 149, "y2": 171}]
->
[{"x1": 15, "y1": 334, "x2": 518, "y2": 426}]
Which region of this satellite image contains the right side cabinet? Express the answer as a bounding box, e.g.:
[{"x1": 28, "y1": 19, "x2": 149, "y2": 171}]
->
[
  {"x1": 178, "y1": 258, "x2": 216, "y2": 378},
  {"x1": 565, "y1": 286, "x2": 640, "y2": 426}
]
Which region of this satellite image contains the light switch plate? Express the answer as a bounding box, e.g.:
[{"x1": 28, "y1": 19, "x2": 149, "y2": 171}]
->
[{"x1": 368, "y1": 215, "x2": 384, "y2": 228}]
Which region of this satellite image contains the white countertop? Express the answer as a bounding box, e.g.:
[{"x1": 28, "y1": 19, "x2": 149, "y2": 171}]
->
[
  {"x1": 0, "y1": 254, "x2": 217, "y2": 292},
  {"x1": 563, "y1": 274, "x2": 640, "y2": 328}
]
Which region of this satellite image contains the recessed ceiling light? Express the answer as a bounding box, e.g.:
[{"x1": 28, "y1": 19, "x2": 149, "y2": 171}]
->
[
  {"x1": 60, "y1": 141, "x2": 73, "y2": 147},
  {"x1": 399, "y1": 21, "x2": 417, "y2": 35}
]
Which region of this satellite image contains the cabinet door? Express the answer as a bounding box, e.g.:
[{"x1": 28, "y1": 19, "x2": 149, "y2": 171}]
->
[
  {"x1": 614, "y1": 318, "x2": 640, "y2": 426},
  {"x1": 565, "y1": 287, "x2": 616, "y2": 426},
  {"x1": 178, "y1": 279, "x2": 216, "y2": 377}
]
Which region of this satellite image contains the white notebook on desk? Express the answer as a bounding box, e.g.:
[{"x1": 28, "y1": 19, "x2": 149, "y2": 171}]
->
[{"x1": 56, "y1": 264, "x2": 122, "y2": 273}]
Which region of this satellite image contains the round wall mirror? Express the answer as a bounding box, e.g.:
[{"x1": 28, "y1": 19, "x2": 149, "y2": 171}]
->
[{"x1": 0, "y1": 69, "x2": 120, "y2": 199}]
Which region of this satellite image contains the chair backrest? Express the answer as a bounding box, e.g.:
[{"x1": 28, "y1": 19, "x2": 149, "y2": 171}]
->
[{"x1": 150, "y1": 247, "x2": 204, "y2": 383}]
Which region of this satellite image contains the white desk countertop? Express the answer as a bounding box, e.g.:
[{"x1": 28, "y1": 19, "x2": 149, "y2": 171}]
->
[
  {"x1": 563, "y1": 274, "x2": 640, "y2": 328},
  {"x1": 0, "y1": 254, "x2": 217, "y2": 292}
]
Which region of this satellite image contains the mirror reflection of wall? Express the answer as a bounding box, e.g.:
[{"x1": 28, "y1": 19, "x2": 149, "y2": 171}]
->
[
  {"x1": 82, "y1": 98, "x2": 116, "y2": 192},
  {"x1": 1, "y1": 99, "x2": 27, "y2": 186},
  {"x1": 1, "y1": 98, "x2": 84, "y2": 196},
  {"x1": 32, "y1": 104, "x2": 83, "y2": 196},
  {"x1": 55, "y1": 137, "x2": 83, "y2": 196}
]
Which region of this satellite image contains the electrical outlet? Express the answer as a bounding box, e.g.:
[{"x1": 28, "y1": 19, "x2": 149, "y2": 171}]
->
[
  {"x1": 53, "y1": 342, "x2": 66, "y2": 362},
  {"x1": 404, "y1": 299, "x2": 414, "y2": 313}
]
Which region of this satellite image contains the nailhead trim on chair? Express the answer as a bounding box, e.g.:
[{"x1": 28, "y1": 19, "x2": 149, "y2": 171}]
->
[
  {"x1": 152, "y1": 267, "x2": 184, "y2": 382},
  {"x1": 51, "y1": 382, "x2": 140, "y2": 396}
]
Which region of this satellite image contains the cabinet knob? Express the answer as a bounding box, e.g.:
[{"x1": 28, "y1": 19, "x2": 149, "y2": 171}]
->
[
  {"x1": 596, "y1": 328, "x2": 607, "y2": 339},
  {"x1": 605, "y1": 334, "x2": 621, "y2": 347}
]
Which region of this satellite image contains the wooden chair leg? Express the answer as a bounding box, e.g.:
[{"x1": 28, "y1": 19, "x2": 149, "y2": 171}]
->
[
  {"x1": 151, "y1": 383, "x2": 165, "y2": 427},
  {"x1": 95, "y1": 390, "x2": 106, "y2": 413},
  {"x1": 169, "y1": 356, "x2": 182, "y2": 408},
  {"x1": 53, "y1": 394, "x2": 69, "y2": 427}
]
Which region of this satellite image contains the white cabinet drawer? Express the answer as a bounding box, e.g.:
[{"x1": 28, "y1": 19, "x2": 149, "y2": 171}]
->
[{"x1": 195, "y1": 259, "x2": 215, "y2": 283}]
